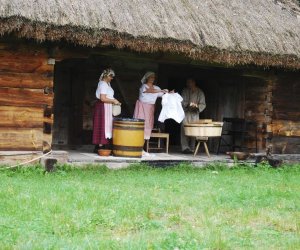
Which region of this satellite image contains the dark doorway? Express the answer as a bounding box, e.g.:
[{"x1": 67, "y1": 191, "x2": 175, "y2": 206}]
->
[
  {"x1": 157, "y1": 64, "x2": 247, "y2": 151},
  {"x1": 52, "y1": 54, "x2": 158, "y2": 149}
]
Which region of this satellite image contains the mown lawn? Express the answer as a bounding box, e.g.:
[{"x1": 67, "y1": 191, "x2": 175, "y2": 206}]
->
[{"x1": 0, "y1": 163, "x2": 299, "y2": 249}]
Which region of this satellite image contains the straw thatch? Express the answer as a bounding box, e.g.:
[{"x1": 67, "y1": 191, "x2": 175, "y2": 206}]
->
[{"x1": 0, "y1": 0, "x2": 300, "y2": 68}]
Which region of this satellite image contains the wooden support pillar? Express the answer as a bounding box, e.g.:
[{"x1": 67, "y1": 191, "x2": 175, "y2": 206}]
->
[{"x1": 264, "y1": 78, "x2": 274, "y2": 151}]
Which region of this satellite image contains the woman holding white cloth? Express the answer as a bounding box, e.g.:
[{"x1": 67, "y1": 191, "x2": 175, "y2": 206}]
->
[{"x1": 133, "y1": 72, "x2": 172, "y2": 155}]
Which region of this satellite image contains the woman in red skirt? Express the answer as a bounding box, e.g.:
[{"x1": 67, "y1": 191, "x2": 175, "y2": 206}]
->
[{"x1": 93, "y1": 69, "x2": 120, "y2": 152}]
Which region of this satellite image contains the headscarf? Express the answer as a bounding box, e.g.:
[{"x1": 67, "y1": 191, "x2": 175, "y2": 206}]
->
[
  {"x1": 141, "y1": 71, "x2": 155, "y2": 84},
  {"x1": 99, "y1": 68, "x2": 115, "y2": 81}
]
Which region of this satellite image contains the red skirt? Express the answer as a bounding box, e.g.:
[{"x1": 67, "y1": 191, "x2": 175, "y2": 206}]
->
[{"x1": 92, "y1": 101, "x2": 109, "y2": 145}]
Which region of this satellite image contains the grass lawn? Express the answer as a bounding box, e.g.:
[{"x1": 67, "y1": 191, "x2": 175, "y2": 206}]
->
[{"x1": 0, "y1": 163, "x2": 299, "y2": 249}]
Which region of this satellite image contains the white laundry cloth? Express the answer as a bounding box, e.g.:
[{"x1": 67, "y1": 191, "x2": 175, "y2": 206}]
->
[{"x1": 158, "y1": 93, "x2": 185, "y2": 123}]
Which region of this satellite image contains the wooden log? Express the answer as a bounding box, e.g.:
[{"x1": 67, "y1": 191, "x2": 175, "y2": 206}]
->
[
  {"x1": 244, "y1": 94, "x2": 266, "y2": 102},
  {"x1": 0, "y1": 128, "x2": 43, "y2": 150},
  {"x1": 0, "y1": 106, "x2": 47, "y2": 128},
  {"x1": 0, "y1": 151, "x2": 43, "y2": 165},
  {"x1": 271, "y1": 136, "x2": 300, "y2": 154},
  {"x1": 0, "y1": 72, "x2": 53, "y2": 89},
  {"x1": 273, "y1": 111, "x2": 300, "y2": 121},
  {"x1": 272, "y1": 120, "x2": 300, "y2": 136},
  {"x1": 0, "y1": 58, "x2": 46, "y2": 73},
  {"x1": 43, "y1": 133, "x2": 53, "y2": 152},
  {"x1": 0, "y1": 43, "x2": 48, "y2": 56},
  {"x1": 245, "y1": 105, "x2": 269, "y2": 113},
  {"x1": 0, "y1": 87, "x2": 53, "y2": 107},
  {"x1": 52, "y1": 47, "x2": 89, "y2": 61},
  {"x1": 34, "y1": 61, "x2": 54, "y2": 74},
  {"x1": 0, "y1": 49, "x2": 53, "y2": 73},
  {"x1": 273, "y1": 104, "x2": 300, "y2": 110}
]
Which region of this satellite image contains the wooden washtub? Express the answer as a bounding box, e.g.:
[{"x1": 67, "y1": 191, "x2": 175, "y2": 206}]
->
[{"x1": 184, "y1": 121, "x2": 223, "y2": 137}]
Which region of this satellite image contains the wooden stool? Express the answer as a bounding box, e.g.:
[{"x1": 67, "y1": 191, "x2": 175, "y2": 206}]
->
[
  {"x1": 146, "y1": 133, "x2": 169, "y2": 153},
  {"x1": 194, "y1": 137, "x2": 210, "y2": 157}
]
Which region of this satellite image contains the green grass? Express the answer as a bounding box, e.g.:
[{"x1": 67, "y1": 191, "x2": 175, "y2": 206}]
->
[{"x1": 0, "y1": 163, "x2": 299, "y2": 249}]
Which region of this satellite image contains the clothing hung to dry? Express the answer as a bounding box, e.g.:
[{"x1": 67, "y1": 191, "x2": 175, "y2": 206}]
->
[{"x1": 158, "y1": 93, "x2": 185, "y2": 123}]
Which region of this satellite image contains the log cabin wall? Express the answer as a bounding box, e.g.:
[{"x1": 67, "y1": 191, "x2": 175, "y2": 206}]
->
[
  {"x1": 243, "y1": 77, "x2": 271, "y2": 152},
  {"x1": 0, "y1": 41, "x2": 54, "y2": 151},
  {"x1": 2, "y1": 39, "x2": 298, "y2": 154},
  {"x1": 271, "y1": 72, "x2": 300, "y2": 153}
]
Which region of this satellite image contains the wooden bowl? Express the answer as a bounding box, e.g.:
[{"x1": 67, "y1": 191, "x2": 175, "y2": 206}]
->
[
  {"x1": 98, "y1": 149, "x2": 112, "y2": 156},
  {"x1": 226, "y1": 151, "x2": 249, "y2": 160}
]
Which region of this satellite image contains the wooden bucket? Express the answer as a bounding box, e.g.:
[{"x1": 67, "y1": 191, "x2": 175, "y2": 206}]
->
[{"x1": 112, "y1": 118, "x2": 145, "y2": 158}]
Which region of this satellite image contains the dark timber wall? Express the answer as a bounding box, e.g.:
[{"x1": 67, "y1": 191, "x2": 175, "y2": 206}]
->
[
  {"x1": 0, "y1": 41, "x2": 54, "y2": 151},
  {"x1": 271, "y1": 73, "x2": 300, "y2": 153}
]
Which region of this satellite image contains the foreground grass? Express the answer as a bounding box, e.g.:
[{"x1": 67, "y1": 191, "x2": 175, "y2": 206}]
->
[{"x1": 0, "y1": 164, "x2": 299, "y2": 249}]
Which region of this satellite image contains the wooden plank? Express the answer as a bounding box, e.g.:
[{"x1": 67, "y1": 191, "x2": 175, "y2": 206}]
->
[
  {"x1": 273, "y1": 104, "x2": 300, "y2": 111},
  {"x1": 245, "y1": 105, "x2": 268, "y2": 113},
  {"x1": 0, "y1": 106, "x2": 48, "y2": 128},
  {"x1": 0, "y1": 72, "x2": 53, "y2": 89},
  {"x1": 0, "y1": 87, "x2": 53, "y2": 107},
  {"x1": 0, "y1": 152, "x2": 42, "y2": 165},
  {"x1": 43, "y1": 133, "x2": 53, "y2": 152},
  {"x1": 34, "y1": 62, "x2": 54, "y2": 74},
  {"x1": 0, "y1": 57, "x2": 46, "y2": 74},
  {"x1": 0, "y1": 43, "x2": 47, "y2": 55},
  {"x1": 272, "y1": 120, "x2": 300, "y2": 136},
  {"x1": 271, "y1": 136, "x2": 300, "y2": 154},
  {"x1": 273, "y1": 111, "x2": 300, "y2": 121},
  {"x1": 0, "y1": 128, "x2": 43, "y2": 150},
  {"x1": 244, "y1": 95, "x2": 266, "y2": 102},
  {"x1": 0, "y1": 47, "x2": 53, "y2": 73}
]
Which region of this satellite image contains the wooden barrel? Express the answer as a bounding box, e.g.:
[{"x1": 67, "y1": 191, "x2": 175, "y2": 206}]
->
[{"x1": 112, "y1": 118, "x2": 145, "y2": 158}]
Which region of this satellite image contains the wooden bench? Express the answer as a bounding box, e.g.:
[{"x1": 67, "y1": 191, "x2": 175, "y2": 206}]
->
[{"x1": 146, "y1": 132, "x2": 169, "y2": 154}]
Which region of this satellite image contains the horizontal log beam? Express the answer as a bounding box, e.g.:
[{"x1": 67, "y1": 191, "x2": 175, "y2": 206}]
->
[
  {"x1": 0, "y1": 72, "x2": 53, "y2": 89},
  {"x1": 0, "y1": 128, "x2": 43, "y2": 150},
  {"x1": 0, "y1": 106, "x2": 53, "y2": 128},
  {"x1": 0, "y1": 87, "x2": 53, "y2": 107}
]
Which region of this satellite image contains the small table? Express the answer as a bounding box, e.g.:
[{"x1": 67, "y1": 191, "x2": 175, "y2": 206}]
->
[
  {"x1": 146, "y1": 133, "x2": 169, "y2": 153},
  {"x1": 194, "y1": 137, "x2": 210, "y2": 157}
]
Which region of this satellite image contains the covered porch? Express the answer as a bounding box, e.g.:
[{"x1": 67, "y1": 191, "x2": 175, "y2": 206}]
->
[
  {"x1": 0, "y1": 148, "x2": 251, "y2": 168},
  {"x1": 51, "y1": 50, "x2": 281, "y2": 155},
  {"x1": 2, "y1": 146, "x2": 300, "y2": 169}
]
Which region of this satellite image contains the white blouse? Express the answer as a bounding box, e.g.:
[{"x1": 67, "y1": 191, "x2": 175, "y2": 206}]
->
[
  {"x1": 95, "y1": 81, "x2": 114, "y2": 100},
  {"x1": 139, "y1": 84, "x2": 163, "y2": 104}
]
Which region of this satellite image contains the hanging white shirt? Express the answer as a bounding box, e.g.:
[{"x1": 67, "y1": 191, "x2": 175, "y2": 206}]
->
[
  {"x1": 139, "y1": 84, "x2": 163, "y2": 104},
  {"x1": 158, "y1": 93, "x2": 185, "y2": 123},
  {"x1": 95, "y1": 81, "x2": 114, "y2": 99}
]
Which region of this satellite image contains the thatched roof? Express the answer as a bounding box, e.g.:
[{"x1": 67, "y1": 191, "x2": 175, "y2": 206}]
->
[{"x1": 1, "y1": 0, "x2": 300, "y2": 69}]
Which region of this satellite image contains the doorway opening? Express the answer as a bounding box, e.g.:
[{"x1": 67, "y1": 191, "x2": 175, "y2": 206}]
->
[{"x1": 52, "y1": 55, "x2": 266, "y2": 153}]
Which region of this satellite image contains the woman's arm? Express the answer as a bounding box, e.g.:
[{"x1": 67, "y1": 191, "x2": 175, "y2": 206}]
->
[
  {"x1": 143, "y1": 88, "x2": 168, "y2": 94},
  {"x1": 100, "y1": 94, "x2": 120, "y2": 105}
]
